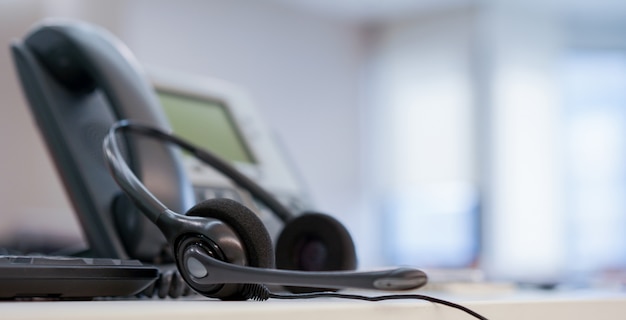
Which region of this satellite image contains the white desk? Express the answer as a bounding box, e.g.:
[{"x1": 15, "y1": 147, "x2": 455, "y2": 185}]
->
[{"x1": 3, "y1": 289, "x2": 626, "y2": 320}]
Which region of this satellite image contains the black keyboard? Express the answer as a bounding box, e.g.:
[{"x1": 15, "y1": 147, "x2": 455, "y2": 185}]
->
[{"x1": 0, "y1": 255, "x2": 159, "y2": 299}]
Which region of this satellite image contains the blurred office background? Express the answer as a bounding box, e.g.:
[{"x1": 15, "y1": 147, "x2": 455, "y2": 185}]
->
[{"x1": 1, "y1": 0, "x2": 626, "y2": 286}]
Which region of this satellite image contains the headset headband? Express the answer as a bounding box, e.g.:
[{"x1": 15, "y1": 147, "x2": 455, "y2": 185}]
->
[{"x1": 102, "y1": 120, "x2": 294, "y2": 223}]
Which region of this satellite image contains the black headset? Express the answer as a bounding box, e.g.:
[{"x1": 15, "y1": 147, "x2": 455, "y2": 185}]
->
[
  {"x1": 102, "y1": 120, "x2": 488, "y2": 320},
  {"x1": 103, "y1": 120, "x2": 426, "y2": 299}
]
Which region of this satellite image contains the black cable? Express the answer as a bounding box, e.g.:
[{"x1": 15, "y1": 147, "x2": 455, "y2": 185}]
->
[
  {"x1": 267, "y1": 291, "x2": 488, "y2": 320},
  {"x1": 241, "y1": 284, "x2": 487, "y2": 320}
]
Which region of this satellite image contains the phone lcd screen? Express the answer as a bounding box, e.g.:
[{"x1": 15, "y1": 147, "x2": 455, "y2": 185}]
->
[{"x1": 158, "y1": 92, "x2": 255, "y2": 164}]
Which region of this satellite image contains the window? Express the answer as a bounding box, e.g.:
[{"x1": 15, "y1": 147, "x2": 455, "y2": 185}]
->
[{"x1": 562, "y1": 50, "x2": 626, "y2": 276}]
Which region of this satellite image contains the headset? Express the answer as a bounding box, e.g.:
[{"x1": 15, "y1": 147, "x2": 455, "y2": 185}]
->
[
  {"x1": 103, "y1": 120, "x2": 426, "y2": 299},
  {"x1": 102, "y1": 120, "x2": 489, "y2": 320}
]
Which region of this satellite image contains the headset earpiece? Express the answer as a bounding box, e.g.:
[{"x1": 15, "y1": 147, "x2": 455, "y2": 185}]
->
[
  {"x1": 275, "y1": 212, "x2": 357, "y2": 293},
  {"x1": 185, "y1": 198, "x2": 275, "y2": 269},
  {"x1": 182, "y1": 198, "x2": 274, "y2": 300}
]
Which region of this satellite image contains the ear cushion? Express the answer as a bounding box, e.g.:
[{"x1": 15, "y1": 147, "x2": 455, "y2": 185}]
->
[
  {"x1": 185, "y1": 198, "x2": 275, "y2": 269},
  {"x1": 276, "y1": 212, "x2": 357, "y2": 293},
  {"x1": 184, "y1": 198, "x2": 274, "y2": 300}
]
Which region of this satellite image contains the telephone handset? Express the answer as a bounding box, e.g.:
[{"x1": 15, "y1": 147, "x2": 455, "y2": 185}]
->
[{"x1": 11, "y1": 19, "x2": 195, "y2": 261}]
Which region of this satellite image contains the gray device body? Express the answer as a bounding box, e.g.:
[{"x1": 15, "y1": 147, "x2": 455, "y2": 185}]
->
[{"x1": 11, "y1": 20, "x2": 195, "y2": 261}]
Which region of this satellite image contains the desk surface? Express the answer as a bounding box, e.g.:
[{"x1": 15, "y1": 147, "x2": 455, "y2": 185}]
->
[{"x1": 3, "y1": 289, "x2": 626, "y2": 320}]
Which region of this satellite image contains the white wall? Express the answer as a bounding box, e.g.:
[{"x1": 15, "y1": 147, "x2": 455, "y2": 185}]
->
[
  {"x1": 365, "y1": 8, "x2": 477, "y2": 195},
  {"x1": 362, "y1": 7, "x2": 479, "y2": 267}
]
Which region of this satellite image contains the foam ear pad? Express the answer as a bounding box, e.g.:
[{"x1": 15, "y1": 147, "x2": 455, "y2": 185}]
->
[
  {"x1": 186, "y1": 198, "x2": 275, "y2": 269},
  {"x1": 275, "y1": 212, "x2": 357, "y2": 293},
  {"x1": 185, "y1": 198, "x2": 274, "y2": 299}
]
